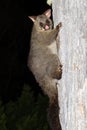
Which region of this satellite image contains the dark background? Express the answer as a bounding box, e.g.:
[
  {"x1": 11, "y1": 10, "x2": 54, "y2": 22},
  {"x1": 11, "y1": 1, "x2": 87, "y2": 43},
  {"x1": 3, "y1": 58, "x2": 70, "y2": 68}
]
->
[{"x1": 0, "y1": 0, "x2": 51, "y2": 103}]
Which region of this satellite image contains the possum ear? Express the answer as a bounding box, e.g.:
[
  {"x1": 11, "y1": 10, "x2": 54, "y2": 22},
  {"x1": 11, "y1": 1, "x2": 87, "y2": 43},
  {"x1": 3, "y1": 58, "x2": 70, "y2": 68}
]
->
[
  {"x1": 28, "y1": 16, "x2": 37, "y2": 22},
  {"x1": 44, "y1": 9, "x2": 51, "y2": 18}
]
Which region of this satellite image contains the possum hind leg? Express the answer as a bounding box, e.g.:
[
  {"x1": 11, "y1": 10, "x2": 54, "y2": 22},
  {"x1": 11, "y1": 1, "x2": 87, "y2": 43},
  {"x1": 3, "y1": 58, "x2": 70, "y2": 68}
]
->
[
  {"x1": 46, "y1": 55, "x2": 62, "y2": 80},
  {"x1": 38, "y1": 75, "x2": 58, "y2": 99}
]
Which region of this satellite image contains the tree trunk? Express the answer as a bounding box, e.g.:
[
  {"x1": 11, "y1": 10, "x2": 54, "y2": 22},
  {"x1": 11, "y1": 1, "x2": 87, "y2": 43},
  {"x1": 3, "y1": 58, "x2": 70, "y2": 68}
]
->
[{"x1": 52, "y1": 0, "x2": 87, "y2": 130}]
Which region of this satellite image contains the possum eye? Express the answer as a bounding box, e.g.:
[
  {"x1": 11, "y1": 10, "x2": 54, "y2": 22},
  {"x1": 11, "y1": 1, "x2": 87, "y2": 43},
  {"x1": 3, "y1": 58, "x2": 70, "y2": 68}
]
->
[
  {"x1": 46, "y1": 19, "x2": 50, "y2": 25},
  {"x1": 40, "y1": 22, "x2": 43, "y2": 27},
  {"x1": 39, "y1": 22, "x2": 45, "y2": 30}
]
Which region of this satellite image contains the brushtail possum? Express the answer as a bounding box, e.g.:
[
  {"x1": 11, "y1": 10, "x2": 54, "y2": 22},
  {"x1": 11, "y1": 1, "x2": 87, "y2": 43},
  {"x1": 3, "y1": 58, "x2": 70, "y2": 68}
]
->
[{"x1": 27, "y1": 9, "x2": 62, "y2": 130}]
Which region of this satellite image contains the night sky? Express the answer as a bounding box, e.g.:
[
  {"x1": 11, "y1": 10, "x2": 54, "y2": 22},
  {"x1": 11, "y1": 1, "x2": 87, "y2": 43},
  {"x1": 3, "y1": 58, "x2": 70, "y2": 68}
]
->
[{"x1": 0, "y1": 0, "x2": 51, "y2": 103}]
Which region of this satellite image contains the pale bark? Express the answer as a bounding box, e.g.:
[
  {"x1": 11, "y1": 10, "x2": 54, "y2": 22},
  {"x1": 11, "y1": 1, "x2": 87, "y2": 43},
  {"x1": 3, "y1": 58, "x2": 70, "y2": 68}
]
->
[{"x1": 52, "y1": 0, "x2": 87, "y2": 130}]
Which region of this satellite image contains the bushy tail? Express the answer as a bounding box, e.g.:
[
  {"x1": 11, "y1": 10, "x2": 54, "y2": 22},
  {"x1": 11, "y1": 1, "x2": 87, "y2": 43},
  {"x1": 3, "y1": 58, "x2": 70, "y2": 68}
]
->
[
  {"x1": 35, "y1": 75, "x2": 62, "y2": 130},
  {"x1": 47, "y1": 93, "x2": 62, "y2": 130}
]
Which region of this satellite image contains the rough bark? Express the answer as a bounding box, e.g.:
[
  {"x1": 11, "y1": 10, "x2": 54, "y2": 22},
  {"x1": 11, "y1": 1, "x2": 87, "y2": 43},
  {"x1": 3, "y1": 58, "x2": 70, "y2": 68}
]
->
[{"x1": 52, "y1": 0, "x2": 87, "y2": 130}]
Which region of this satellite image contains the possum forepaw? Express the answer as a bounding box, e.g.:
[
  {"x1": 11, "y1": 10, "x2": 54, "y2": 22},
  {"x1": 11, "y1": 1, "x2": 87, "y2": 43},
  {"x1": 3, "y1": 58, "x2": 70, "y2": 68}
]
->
[{"x1": 56, "y1": 22, "x2": 62, "y2": 30}]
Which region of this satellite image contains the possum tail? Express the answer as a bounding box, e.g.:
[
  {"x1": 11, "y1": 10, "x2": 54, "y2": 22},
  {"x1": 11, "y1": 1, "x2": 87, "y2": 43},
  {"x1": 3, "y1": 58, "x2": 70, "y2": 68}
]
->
[
  {"x1": 47, "y1": 92, "x2": 62, "y2": 130},
  {"x1": 38, "y1": 76, "x2": 62, "y2": 130}
]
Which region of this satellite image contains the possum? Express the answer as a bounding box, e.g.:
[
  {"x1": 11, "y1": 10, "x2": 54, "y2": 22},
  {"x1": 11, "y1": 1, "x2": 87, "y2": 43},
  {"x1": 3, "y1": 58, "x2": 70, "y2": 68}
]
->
[{"x1": 27, "y1": 9, "x2": 62, "y2": 130}]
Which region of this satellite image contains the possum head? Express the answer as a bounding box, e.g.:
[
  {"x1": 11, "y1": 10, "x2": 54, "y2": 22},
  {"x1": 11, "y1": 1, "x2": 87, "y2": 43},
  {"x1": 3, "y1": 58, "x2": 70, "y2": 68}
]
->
[{"x1": 28, "y1": 9, "x2": 52, "y2": 31}]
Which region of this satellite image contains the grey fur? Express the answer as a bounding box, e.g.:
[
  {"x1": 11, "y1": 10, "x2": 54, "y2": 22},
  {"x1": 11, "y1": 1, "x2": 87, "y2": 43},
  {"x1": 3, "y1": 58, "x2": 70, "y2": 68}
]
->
[{"x1": 27, "y1": 10, "x2": 62, "y2": 130}]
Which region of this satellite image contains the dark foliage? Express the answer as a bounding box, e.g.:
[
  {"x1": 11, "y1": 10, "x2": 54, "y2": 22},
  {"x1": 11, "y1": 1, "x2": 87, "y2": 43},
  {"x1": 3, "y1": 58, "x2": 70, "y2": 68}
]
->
[{"x1": 0, "y1": 85, "x2": 50, "y2": 130}]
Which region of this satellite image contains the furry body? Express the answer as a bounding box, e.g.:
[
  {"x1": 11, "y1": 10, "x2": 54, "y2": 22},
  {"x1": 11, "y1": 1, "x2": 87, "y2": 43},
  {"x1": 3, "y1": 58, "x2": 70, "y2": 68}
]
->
[{"x1": 27, "y1": 9, "x2": 62, "y2": 130}]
